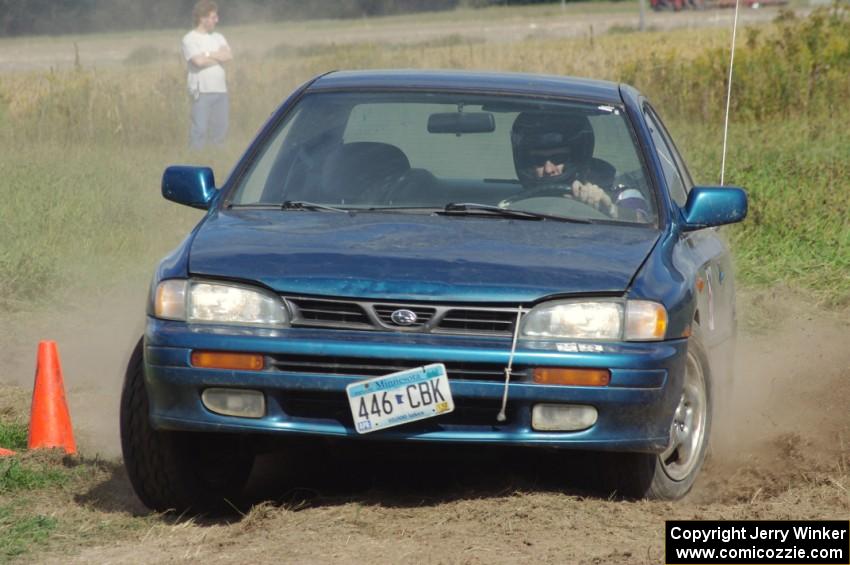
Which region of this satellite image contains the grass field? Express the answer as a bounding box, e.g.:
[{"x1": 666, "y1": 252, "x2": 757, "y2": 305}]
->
[
  {"x1": 1, "y1": 4, "x2": 848, "y2": 311},
  {"x1": 0, "y1": 6, "x2": 849, "y2": 559}
]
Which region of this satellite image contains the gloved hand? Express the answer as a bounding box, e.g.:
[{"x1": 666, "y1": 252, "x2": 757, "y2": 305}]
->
[{"x1": 571, "y1": 180, "x2": 618, "y2": 218}]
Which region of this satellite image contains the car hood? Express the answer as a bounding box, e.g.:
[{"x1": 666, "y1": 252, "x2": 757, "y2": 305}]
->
[{"x1": 188, "y1": 210, "x2": 660, "y2": 303}]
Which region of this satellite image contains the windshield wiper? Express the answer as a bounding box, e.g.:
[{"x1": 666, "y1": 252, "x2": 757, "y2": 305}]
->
[
  {"x1": 440, "y1": 202, "x2": 591, "y2": 224},
  {"x1": 228, "y1": 201, "x2": 349, "y2": 212},
  {"x1": 280, "y1": 200, "x2": 349, "y2": 213}
]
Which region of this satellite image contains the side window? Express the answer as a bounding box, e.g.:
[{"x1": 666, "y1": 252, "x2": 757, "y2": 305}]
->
[
  {"x1": 647, "y1": 105, "x2": 694, "y2": 188},
  {"x1": 644, "y1": 107, "x2": 688, "y2": 207}
]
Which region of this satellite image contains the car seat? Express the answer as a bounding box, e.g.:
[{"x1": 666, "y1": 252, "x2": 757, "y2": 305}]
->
[
  {"x1": 586, "y1": 157, "x2": 616, "y2": 189},
  {"x1": 320, "y1": 142, "x2": 411, "y2": 205}
]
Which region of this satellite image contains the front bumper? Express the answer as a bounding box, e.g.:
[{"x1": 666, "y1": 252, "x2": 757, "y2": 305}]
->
[{"x1": 144, "y1": 318, "x2": 688, "y2": 452}]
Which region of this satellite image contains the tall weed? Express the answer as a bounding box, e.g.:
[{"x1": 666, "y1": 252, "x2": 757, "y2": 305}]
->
[
  {"x1": 621, "y1": 5, "x2": 850, "y2": 123},
  {"x1": 673, "y1": 115, "x2": 850, "y2": 303}
]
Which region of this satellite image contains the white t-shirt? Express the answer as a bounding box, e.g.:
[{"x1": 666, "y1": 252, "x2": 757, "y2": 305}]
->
[{"x1": 181, "y1": 30, "x2": 229, "y2": 96}]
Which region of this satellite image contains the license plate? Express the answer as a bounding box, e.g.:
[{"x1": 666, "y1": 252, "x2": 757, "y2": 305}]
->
[{"x1": 346, "y1": 363, "x2": 454, "y2": 434}]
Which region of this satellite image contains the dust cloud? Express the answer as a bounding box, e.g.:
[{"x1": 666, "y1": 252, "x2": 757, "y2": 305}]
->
[
  {"x1": 695, "y1": 288, "x2": 850, "y2": 502},
  {"x1": 1, "y1": 279, "x2": 148, "y2": 457},
  {"x1": 712, "y1": 290, "x2": 850, "y2": 456},
  {"x1": 1, "y1": 278, "x2": 847, "y2": 475}
]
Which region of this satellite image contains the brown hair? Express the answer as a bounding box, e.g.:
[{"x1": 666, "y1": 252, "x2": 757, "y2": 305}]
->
[{"x1": 193, "y1": 0, "x2": 218, "y2": 25}]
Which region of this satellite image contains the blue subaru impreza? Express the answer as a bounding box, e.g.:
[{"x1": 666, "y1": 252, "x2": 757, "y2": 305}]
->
[{"x1": 120, "y1": 70, "x2": 747, "y2": 511}]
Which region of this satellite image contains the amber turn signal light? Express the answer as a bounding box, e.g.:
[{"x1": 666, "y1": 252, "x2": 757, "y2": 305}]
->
[
  {"x1": 533, "y1": 368, "x2": 610, "y2": 386},
  {"x1": 191, "y1": 351, "x2": 265, "y2": 371}
]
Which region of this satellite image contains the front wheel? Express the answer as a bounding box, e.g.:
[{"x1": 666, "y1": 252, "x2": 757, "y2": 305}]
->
[
  {"x1": 120, "y1": 338, "x2": 255, "y2": 513},
  {"x1": 603, "y1": 329, "x2": 712, "y2": 500}
]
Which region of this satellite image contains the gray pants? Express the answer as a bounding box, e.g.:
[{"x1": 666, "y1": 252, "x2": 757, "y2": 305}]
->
[{"x1": 190, "y1": 92, "x2": 229, "y2": 150}]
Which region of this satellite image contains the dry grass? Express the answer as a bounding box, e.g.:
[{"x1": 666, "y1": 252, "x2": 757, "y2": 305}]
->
[
  {"x1": 0, "y1": 24, "x2": 733, "y2": 147},
  {"x1": 2, "y1": 9, "x2": 848, "y2": 307},
  {"x1": 0, "y1": 8, "x2": 848, "y2": 562}
]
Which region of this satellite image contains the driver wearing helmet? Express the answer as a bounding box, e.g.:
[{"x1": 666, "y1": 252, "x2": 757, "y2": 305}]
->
[{"x1": 508, "y1": 111, "x2": 649, "y2": 220}]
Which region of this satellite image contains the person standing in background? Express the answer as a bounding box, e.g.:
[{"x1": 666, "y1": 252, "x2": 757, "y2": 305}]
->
[{"x1": 181, "y1": 0, "x2": 232, "y2": 150}]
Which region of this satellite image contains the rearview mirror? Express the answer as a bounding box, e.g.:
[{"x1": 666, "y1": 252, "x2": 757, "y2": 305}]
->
[
  {"x1": 161, "y1": 166, "x2": 217, "y2": 209},
  {"x1": 681, "y1": 186, "x2": 748, "y2": 231},
  {"x1": 427, "y1": 112, "x2": 495, "y2": 134}
]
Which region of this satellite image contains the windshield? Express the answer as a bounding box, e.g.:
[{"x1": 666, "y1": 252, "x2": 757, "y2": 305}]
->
[{"x1": 229, "y1": 91, "x2": 656, "y2": 224}]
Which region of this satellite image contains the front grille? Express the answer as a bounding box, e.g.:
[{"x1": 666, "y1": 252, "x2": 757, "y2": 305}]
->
[
  {"x1": 437, "y1": 309, "x2": 517, "y2": 335},
  {"x1": 268, "y1": 354, "x2": 526, "y2": 383},
  {"x1": 284, "y1": 295, "x2": 522, "y2": 337},
  {"x1": 286, "y1": 297, "x2": 372, "y2": 329}
]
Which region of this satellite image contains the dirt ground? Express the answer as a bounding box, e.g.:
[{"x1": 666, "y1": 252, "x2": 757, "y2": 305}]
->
[{"x1": 1, "y1": 285, "x2": 848, "y2": 564}]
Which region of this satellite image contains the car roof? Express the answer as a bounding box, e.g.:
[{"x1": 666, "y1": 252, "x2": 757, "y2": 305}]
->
[{"x1": 309, "y1": 69, "x2": 624, "y2": 105}]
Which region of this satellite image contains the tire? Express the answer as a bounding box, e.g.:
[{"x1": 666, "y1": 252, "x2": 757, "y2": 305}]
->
[
  {"x1": 120, "y1": 338, "x2": 255, "y2": 513},
  {"x1": 602, "y1": 326, "x2": 713, "y2": 500}
]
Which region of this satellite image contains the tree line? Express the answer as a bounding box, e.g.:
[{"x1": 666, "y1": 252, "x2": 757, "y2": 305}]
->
[{"x1": 0, "y1": 0, "x2": 560, "y2": 37}]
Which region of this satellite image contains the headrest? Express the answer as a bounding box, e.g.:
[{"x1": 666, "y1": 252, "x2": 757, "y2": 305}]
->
[{"x1": 321, "y1": 142, "x2": 411, "y2": 204}]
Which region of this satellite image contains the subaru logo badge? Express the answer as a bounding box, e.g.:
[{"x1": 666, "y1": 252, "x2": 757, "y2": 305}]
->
[{"x1": 390, "y1": 309, "x2": 418, "y2": 326}]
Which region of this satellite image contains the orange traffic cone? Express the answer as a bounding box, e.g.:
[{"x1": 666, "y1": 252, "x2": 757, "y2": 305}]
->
[
  {"x1": 0, "y1": 448, "x2": 15, "y2": 457},
  {"x1": 28, "y1": 341, "x2": 76, "y2": 455}
]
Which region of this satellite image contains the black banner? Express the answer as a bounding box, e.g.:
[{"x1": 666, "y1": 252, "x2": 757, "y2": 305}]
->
[{"x1": 666, "y1": 520, "x2": 849, "y2": 564}]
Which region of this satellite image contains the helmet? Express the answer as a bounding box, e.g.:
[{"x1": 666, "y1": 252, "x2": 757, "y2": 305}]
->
[{"x1": 511, "y1": 112, "x2": 595, "y2": 187}]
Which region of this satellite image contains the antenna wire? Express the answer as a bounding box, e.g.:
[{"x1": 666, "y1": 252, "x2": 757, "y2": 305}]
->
[{"x1": 720, "y1": 0, "x2": 742, "y2": 186}]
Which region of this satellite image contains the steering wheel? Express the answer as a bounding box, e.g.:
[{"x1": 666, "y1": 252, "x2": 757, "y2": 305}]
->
[
  {"x1": 500, "y1": 183, "x2": 612, "y2": 220},
  {"x1": 498, "y1": 183, "x2": 577, "y2": 207}
]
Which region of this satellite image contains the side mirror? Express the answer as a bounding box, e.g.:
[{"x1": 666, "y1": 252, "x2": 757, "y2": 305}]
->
[
  {"x1": 161, "y1": 166, "x2": 217, "y2": 209},
  {"x1": 681, "y1": 186, "x2": 748, "y2": 231}
]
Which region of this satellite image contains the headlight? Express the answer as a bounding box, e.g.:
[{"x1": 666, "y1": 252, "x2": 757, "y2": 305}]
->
[
  {"x1": 522, "y1": 300, "x2": 622, "y2": 340},
  {"x1": 153, "y1": 279, "x2": 288, "y2": 327},
  {"x1": 521, "y1": 299, "x2": 666, "y2": 341}
]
